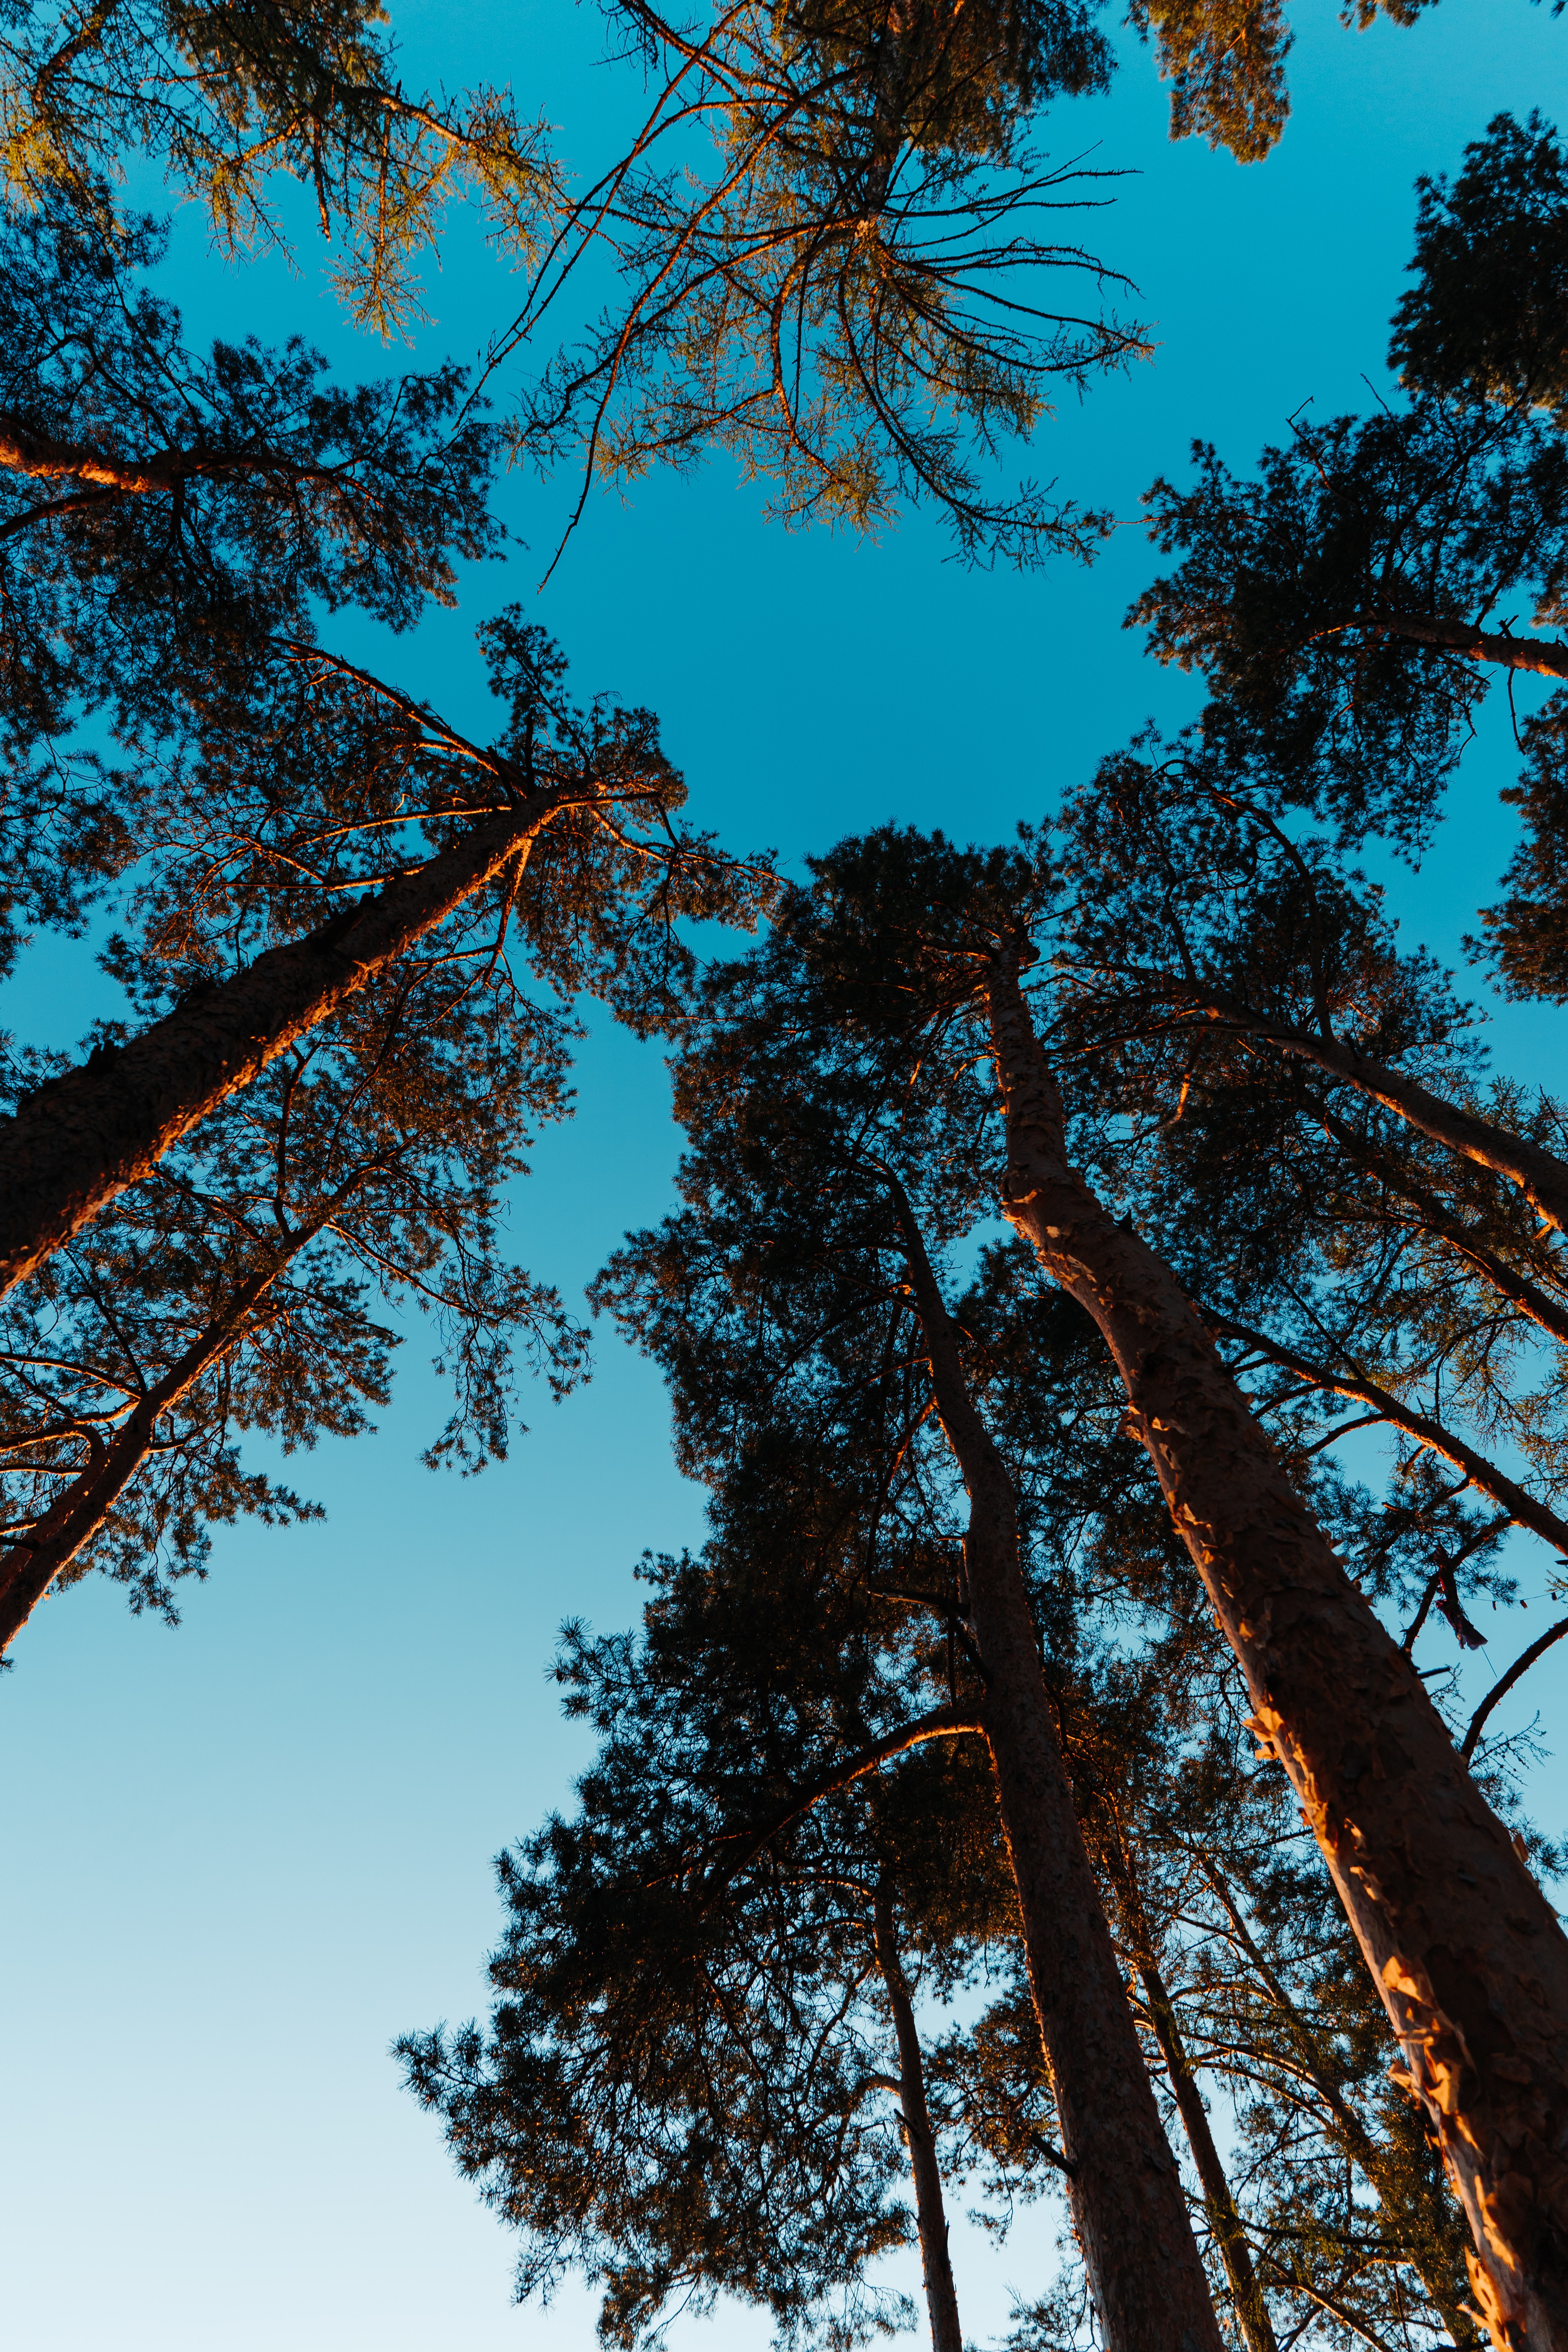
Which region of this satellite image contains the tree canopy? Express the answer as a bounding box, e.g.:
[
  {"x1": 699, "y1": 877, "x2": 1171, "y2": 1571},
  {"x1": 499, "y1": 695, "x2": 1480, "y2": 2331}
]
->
[{"x1": 8, "y1": 24, "x2": 1568, "y2": 2352}]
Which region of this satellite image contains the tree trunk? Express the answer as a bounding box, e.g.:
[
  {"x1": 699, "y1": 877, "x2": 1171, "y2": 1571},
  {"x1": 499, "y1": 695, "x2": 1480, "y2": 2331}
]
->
[
  {"x1": 986, "y1": 954, "x2": 1568, "y2": 2352},
  {"x1": 872, "y1": 1879, "x2": 965, "y2": 2352},
  {"x1": 0, "y1": 414, "x2": 350, "y2": 498},
  {"x1": 0, "y1": 788, "x2": 565, "y2": 1301},
  {"x1": 891, "y1": 1185, "x2": 1225, "y2": 2352},
  {"x1": 1135, "y1": 1953, "x2": 1279, "y2": 2352},
  {"x1": 1356, "y1": 610, "x2": 1568, "y2": 686},
  {"x1": 0, "y1": 1201, "x2": 343, "y2": 1651},
  {"x1": 1194, "y1": 1850, "x2": 1482, "y2": 2350}
]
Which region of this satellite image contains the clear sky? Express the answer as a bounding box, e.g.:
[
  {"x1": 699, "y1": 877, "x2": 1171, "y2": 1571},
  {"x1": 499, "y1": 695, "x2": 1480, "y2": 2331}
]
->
[{"x1": 2, "y1": 3, "x2": 1566, "y2": 2347}]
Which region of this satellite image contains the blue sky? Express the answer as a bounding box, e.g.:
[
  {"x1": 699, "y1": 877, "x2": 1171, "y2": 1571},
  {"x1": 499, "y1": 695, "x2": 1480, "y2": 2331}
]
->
[{"x1": 2, "y1": 2, "x2": 1567, "y2": 2346}]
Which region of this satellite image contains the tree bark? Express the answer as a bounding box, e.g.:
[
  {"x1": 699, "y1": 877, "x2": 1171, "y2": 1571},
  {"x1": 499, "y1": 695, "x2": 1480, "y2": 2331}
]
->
[
  {"x1": 0, "y1": 414, "x2": 358, "y2": 502},
  {"x1": 873, "y1": 1879, "x2": 965, "y2": 2352},
  {"x1": 1193, "y1": 1850, "x2": 1482, "y2": 2350},
  {"x1": 1352, "y1": 610, "x2": 1568, "y2": 686},
  {"x1": 0, "y1": 787, "x2": 566, "y2": 1301},
  {"x1": 1135, "y1": 1953, "x2": 1279, "y2": 2352},
  {"x1": 0, "y1": 1197, "x2": 345, "y2": 1651},
  {"x1": 986, "y1": 954, "x2": 1568, "y2": 2352},
  {"x1": 891, "y1": 1184, "x2": 1225, "y2": 2352}
]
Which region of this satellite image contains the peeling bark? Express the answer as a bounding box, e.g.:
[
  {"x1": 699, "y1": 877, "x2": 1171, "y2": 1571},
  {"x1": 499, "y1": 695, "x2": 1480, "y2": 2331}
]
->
[
  {"x1": 892, "y1": 1185, "x2": 1225, "y2": 2352},
  {"x1": 987, "y1": 955, "x2": 1568, "y2": 2352},
  {"x1": 873, "y1": 1880, "x2": 965, "y2": 2352},
  {"x1": 0, "y1": 787, "x2": 566, "y2": 1300}
]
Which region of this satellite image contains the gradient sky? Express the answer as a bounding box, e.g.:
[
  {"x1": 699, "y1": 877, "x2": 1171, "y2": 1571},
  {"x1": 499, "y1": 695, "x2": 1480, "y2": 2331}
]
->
[{"x1": 3, "y1": 3, "x2": 1567, "y2": 2346}]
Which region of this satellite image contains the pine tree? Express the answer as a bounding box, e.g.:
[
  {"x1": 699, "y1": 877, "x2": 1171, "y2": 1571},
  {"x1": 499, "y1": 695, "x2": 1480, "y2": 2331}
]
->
[
  {"x1": 694, "y1": 821, "x2": 1568, "y2": 2347},
  {"x1": 587, "y1": 920, "x2": 1231, "y2": 2352},
  {"x1": 401, "y1": 1495, "x2": 1023, "y2": 2351},
  {"x1": 1050, "y1": 745, "x2": 1568, "y2": 1586},
  {"x1": 0, "y1": 0, "x2": 1145, "y2": 565},
  {"x1": 0, "y1": 605, "x2": 767, "y2": 1297},
  {"x1": 499, "y1": 0, "x2": 1143, "y2": 571},
  {"x1": 1126, "y1": 113, "x2": 1568, "y2": 970},
  {"x1": 0, "y1": 933, "x2": 588, "y2": 1653},
  {"x1": 412, "y1": 1203, "x2": 1499, "y2": 2351},
  {"x1": 0, "y1": 0, "x2": 557, "y2": 333}
]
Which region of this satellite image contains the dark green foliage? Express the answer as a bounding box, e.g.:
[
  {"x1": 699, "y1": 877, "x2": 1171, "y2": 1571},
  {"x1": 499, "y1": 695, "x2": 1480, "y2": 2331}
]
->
[
  {"x1": 0, "y1": 188, "x2": 501, "y2": 981},
  {"x1": 1131, "y1": 407, "x2": 1568, "y2": 848},
  {"x1": 400, "y1": 1495, "x2": 1016, "y2": 2349},
  {"x1": 0, "y1": 0, "x2": 1145, "y2": 572},
  {"x1": 1128, "y1": 114, "x2": 1568, "y2": 986},
  {"x1": 773, "y1": 0, "x2": 1112, "y2": 160},
  {"x1": 45, "y1": 602, "x2": 764, "y2": 1068},
  {"x1": 1482, "y1": 688, "x2": 1568, "y2": 998},
  {"x1": 1392, "y1": 113, "x2": 1568, "y2": 425}
]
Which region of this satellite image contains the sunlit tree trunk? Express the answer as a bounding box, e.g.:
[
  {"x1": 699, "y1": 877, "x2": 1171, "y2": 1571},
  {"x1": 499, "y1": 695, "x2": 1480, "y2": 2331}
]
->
[
  {"x1": 1354, "y1": 610, "x2": 1568, "y2": 685},
  {"x1": 986, "y1": 952, "x2": 1568, "y2": 2352},
  {"x1": 0, "y1": 789, "x2": 565, "y2": 1301},
  {"x1": 1194, "y1": 1850, "x2": 1482, "y2": 2350},
  {"x1": 891, "y1": 1183, "x2": 1225, "y2": 2352}
]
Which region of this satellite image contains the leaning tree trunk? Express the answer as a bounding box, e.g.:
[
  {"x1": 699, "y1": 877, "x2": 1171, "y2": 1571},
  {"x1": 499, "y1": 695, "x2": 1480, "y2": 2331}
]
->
[
  {"x1": 1194, "y1": 1849, "x2": 1482, "y2": 2349},
  {"x1": 0, "y1": 1198, "x2": 345, "y2": 1651},
  {"x1": 1134, "y1": 1953, "x2": 1278, "y2": 2352},
  {"x1": 1357, "y1": 609, "x2": 1568, "y2": 686},
  {"x1": 0, "y1": 784, "x2": 568, "y2": 1301},
  {"x1": 892, "y1": 1187, "x2": 1225, "y2": 2352},
  {"x1": 872, "y1": 1879, "x2": 965, "y2": 2352},
  {"x1": 986, "y1": 953, "x2": 1568, "y2": 2352}
]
